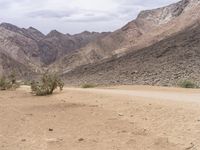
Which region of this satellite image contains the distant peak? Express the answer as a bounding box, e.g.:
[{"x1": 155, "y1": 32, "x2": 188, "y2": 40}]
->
[
  {"x1": 65, "y1": 33, "x2": 72, "y2": 36},
  {"x1": 26, "y1": 26, "x2": 45, "y2": 39},
  {"x1": 0, "y1": 22, "x2": 13, "y2": 26},
  {"x1": 0, "y1": 22, "x2": 20, "y2": 30},
  {"x1": 27, "y1": 26, "x2": 44, "y2": 33},
  {"x1": 49, "y1": 30, "x2": 60, "y2": 33},
  {"x1": 188, "y1": 0, "x2": 200, "y2": 3},
  {"x1": 74, "y1": 31, "x2": 100, "y2": 36},
  {"x1": 81, "y1": 31, "x2": 91, "y2": 34},
  {"x1": 136, "y1": 0, "x2": 193, "y2": 25},
  {"x1": 47, "y1": 30, "x2": 64, "y2": 37},
  {"x1": 28, "y1": 26, "x2": 37, "y2": 31}
]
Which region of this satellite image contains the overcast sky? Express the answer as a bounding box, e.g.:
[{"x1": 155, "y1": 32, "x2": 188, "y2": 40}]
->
[{"x1": 0, "y1": 0, "x2": 180, "y2": 34}]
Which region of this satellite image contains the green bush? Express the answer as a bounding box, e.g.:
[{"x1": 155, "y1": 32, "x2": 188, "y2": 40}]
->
[
  {"x1": 178, "y1": 80, "x2": 198, "y2": 89},
  {"x1": 81, "y1": 84, "x2": 96, "y2": 88},
  {"x1": 31, "y1": 73, "x2": 64, "y2": 96},
  {"x1": 0, "y1": 73, "x2": 19, "y2": 90},
  {"x1": 0, "y1": 76, "x2": 10, "y2": 90}
]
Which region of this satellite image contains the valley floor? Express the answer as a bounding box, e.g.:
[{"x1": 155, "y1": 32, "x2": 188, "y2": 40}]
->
[{"x1": 1, "y1": 85, "x2": 200, "y2": 150}]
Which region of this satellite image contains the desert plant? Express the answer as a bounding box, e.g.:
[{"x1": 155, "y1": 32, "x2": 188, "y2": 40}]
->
[
  {"x1": 23, "y1": 80, "x2": 31, "y2": 86},
  {"x1": 0, "y1": 76, "x2": 10, "y2": 90},
  {"x1": 178, "y1": 80, "x2": 198, "y2": 89},
  {"x1": 31, "y1": 73, "x2": 64, "y2": 96},
  {"x1": 0, "y1": 74, "x2": 19, "y2": 90},
  {"x1": 9, "y1": 72, "x2": 16, "y2": 85},
  {"x1": 81, "y1": 83, "x2": 96, "y2": 88}
]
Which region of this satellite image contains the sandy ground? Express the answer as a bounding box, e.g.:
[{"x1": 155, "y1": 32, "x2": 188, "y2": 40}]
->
[{"x1": 1, "y1": 85, "x2": 200, "y2": 150}]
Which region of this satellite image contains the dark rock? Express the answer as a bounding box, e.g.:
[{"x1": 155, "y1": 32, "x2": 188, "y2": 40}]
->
[{"x1": 49, "y1": 128, "x2": 53, "y2": 132}]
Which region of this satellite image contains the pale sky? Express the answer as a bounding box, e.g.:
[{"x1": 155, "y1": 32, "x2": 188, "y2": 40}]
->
[{"x1": 0, "y1": 0, "x2": 180, "y2": 34}]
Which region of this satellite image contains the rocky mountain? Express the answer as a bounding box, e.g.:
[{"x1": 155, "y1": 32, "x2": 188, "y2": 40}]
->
[
  {"x1": 0, "y1": 23, "x2": 44, "y2": 77},
  {"x1": 63, "y1": 22, "x2": 200, "y2": 86},
  {"x1": 0, "y1": 51, "x2": 37, "y2": 79},
  {"x1": 55, "y1": 0, "x2": 200, "y2": 72},
  {"x1": 42, "y1": 30, "x2": 109, "y2": 64},
  {"x1": 0, "y1": 0, "x2": 200, "y2": 86},
  {"x1": 0, "y1": 23, "x2": 108, "y2": 77}
]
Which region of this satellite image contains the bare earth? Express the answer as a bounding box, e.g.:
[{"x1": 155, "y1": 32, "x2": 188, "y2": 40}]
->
[{"x1": 1, "y1": 86, "x2": 200, "y2": 150}]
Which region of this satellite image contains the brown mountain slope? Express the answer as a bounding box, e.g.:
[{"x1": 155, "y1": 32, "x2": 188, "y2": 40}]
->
[
  {"x1": 55, "y1": 0, "x2": 200, "y2": 72},
  {"x1": 63, "y1": 23, "x2": 200, "y2": 86},
  {"x1": 0, "y1": 23, "x2": 44, "y2": 74},
  {"x1": 0, "y1": 23, "x2": 107, "y2": 77},
  {"x1": 0, "y1": 51, "x2": 37, "y2": 79},
  {"x1": 42, "y1": 30, "x2": 109, "y2": 63},
  {"x1": 1, "y1": 0, "x2": 200, "y2": 81}
]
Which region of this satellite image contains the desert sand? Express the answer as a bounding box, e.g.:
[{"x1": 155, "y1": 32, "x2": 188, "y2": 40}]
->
[{"x1": 1, "y1": 85, "x2": 200, "y2": 150}]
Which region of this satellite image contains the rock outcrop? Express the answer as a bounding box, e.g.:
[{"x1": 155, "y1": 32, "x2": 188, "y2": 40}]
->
[
  {"x1": 0, "y1": 23, "x2": 107, "y2": 77},
  {"x1": 63, "y1": 23, "x2": 200, "y2": 86},
  {"x1": 55, "y1": 0, "x2": 200, "y2": 73}
]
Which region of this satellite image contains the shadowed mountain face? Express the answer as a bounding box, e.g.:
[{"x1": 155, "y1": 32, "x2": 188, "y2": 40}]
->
[
  {"x1": 0, "y1": 23, "x2": 108, "y2": 76},
  {"x1": 0, "y1": 0, "x2": 200, "y2": 85},
  {"x1": 63, "y1": 23, "x2": 200, "y2": 86}
]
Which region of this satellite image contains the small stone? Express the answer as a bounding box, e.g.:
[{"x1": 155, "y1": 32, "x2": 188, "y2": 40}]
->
[
  {"x1": 121, "y1": 130, "x2": 127, "y2": 133},
  {"x1": 118, "y1": 113, "x2": 124, "y2": 116},
  {"x1": 46, "y1": 138, "x2": 63, "y2": 143},
  {"x1": 185, "y1": 143, "x2": 195, "y2": 150},
  {"x1": 21, "y1": 139, "x2": 26, "y2": 142},
  {"x1": 78, "y1": 138, "x2": 84, "y2": 142},
  {"x1": 26, "y1": 114, "x2": 33, "y2": 116},
  {"x1": 49, "y1": 128, "x2": 53, "y2": 132},
  {"x1": 61, "y1": 100, "x2": 66, "y2": 103}
]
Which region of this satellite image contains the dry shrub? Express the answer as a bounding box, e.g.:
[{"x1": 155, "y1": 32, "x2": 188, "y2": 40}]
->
[
  {"x1": 31, "y1": 73, "x2": 64, "y2": 96},
  {"x1": 0, "y1": 73, "x2": 19, "y2": 90},
  {"x1": 81, "y1": 83, "x2": 96, "y2": 88},
  {"x1": 178, "y1": 80, "x2": 198, "y2": 89}
]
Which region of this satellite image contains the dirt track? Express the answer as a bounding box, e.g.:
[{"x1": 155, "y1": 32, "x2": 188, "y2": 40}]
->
[{"x1": 1, "y1": 86, "x2": 200, "y2": 150}]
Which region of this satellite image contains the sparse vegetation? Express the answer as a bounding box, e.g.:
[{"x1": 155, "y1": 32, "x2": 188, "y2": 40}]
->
[
  {"x1": 81, "y1": 84, "x2": 96, "y2": 88},
  {"x1": 0, "y1": 76, "x2": 10, "y2": 90},
  {"x1": 0, "y1": 73, "x2": 19, "y2": 90},
  {"x1": 178, "y1": 80, "x2": 198, "y2": 89},
  {"x1": 23, "y1": 80, "x2": 32, "y2": 86},
  {"x1": 31, "y1": 73, "x2": 64, "y2": 96}
]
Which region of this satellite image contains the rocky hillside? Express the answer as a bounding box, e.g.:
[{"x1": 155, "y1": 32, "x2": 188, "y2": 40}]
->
[
  {"x1": 55, "y1": 0, "x2": 200, "y2": 72},
  {"x1": 0, "y1": 23, "x2": 44, "y2": 76},
  {"x1": 42, "y1": 30, "x2": 109, "y2": 64},
  {"x1": 0, "y1": 23, "x2": 107, "y2": 77},
  {"x1": 0, "y1": 51, "x2": 37, "y2": 79},
  {"x1": 1, "y1": 0, "x2": 200, "y2": 85},
  {"x1": 63, "y1": 23, "x2": 200, "y2": 86}
]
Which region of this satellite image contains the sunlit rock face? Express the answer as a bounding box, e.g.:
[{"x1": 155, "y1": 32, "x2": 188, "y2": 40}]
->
[{"x1": 54, "y1": 0, "x2": 200, "y2": 73}]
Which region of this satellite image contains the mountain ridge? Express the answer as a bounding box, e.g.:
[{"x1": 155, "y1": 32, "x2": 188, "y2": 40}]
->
[
  {"x1": 63, "y1": 22, "x2": 200, "y2": 86},
  {"x1": 53, "y1": 0, "x2": 200, "y2": 73},
  {"x1": 0, "y1": 22, "x2": 109, "y2": 77},
  {"x1": 0, "y1": 0, "x2": 200, "y2": 86}
]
